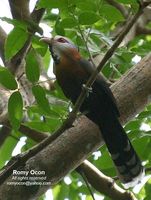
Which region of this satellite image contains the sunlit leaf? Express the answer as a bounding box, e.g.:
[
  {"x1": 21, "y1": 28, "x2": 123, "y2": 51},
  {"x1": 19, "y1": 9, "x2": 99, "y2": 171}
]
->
[
  {"x1": 5, "y1": 27, "x2": 28, "y2": 60},
  {"x1": 0, "y1": 66, "x2": 17, "y2": 90},
  {"x1": 60, "y1": 18, "x2": 77, "y2": 28},
  {"x1": 32, "y1": 85, "x2": 51, "y2": 114},
  {"x1": 0, "y1": 133, "x2": 18, "y2": 168},
  {"x1": 8, "y1": 91, "x2": 23, "y2": 130},
  {"x1": 100, "y1": 5, "x2": 124, "y2": 21},
  {"x1": 32, "y1": 36, "x2": 48, "y2": 56},
  {"x1": 38, "y1": 0, "x2": 68, "y2": 8},
  {"x1": 79, "y1": 12, "x2": 100, "y2": 25},
  {"x1": 25, "y1": 50, "x2": 40, "y2": 83},
  {"x1": 23, "y1": 122, "x2": 51, "y2": 132}
]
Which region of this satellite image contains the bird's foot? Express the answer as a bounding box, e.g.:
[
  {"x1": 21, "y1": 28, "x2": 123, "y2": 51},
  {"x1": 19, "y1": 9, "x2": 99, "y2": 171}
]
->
[{"x1": 82, "y1": 84, "x2": 92, "y2": 97}]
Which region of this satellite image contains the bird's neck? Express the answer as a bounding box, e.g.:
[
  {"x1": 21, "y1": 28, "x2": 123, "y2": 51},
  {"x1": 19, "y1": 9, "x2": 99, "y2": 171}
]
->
[{"x1": 65, "y1": 48, "x2": 81, "y2": 61}]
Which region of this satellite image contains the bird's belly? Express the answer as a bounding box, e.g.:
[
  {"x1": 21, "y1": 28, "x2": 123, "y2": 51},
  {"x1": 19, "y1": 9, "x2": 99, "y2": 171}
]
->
[
  {"x1": 56, "y1": 72, "x2": 83, "y2": 103},
  {"x1": 56, "y1": 69, "x2": 109, "y2": 125}
]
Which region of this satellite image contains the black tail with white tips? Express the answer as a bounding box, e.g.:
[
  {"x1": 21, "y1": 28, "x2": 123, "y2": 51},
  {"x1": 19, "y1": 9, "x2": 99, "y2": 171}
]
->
[{"x1": 99, "y1": 114, "x2": 144, "y2": 188}]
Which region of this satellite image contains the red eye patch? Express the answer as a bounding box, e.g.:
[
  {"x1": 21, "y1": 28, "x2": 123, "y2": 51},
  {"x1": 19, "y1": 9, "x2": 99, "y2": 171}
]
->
[{"x1": 57, "y1": 37, "x2": 69, "y2": 43}]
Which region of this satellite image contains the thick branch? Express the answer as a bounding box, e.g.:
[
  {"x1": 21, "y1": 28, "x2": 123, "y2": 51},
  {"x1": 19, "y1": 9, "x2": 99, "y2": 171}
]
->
[
  {"x1": 0, "y1": 53, "x2": 151, "y2": 199},
  {"x1": 0, "y1": 26, "x2": 7, "y2": 64},
  {"x1": 7, "y1": 2, "x2": 45, "y2": 74},
  {"x1": 0, "y1": 124, "x2": 49, "y2": 148},
  {"x1": 8, "y1": 0, "x2": 30, "y2": 20},
  {"x1": 19, "y1": 125, "x2": 49, "y2": 143},
  {"x1": 112, "y1": 53, "x2": 151, "y2": 124},
  {"x1": 78, "y1": 160, "x2": 137, "y2": 200}
]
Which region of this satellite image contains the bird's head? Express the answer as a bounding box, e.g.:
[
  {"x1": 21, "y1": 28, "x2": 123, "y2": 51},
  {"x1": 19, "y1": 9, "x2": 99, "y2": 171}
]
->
[{"x1": 40, "y1": 35, "x2": 81, "y2": 64}]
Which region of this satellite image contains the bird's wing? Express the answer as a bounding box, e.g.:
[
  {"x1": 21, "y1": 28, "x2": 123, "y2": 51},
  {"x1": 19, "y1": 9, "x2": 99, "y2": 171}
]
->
[{"x1": 79, "y1": 58, "x2": 120, "y2": 117}]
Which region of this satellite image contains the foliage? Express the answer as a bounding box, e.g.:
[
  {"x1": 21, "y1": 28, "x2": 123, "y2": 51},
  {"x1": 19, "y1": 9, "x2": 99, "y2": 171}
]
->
[{"x1": 0, "y1": 0, "x2": 151, "y2": 199}]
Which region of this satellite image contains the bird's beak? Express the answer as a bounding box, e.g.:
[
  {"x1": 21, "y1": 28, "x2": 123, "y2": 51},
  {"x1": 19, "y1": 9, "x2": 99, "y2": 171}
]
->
[{"x1": 40, "y1": 37, "x2": 53, "y2": 45}]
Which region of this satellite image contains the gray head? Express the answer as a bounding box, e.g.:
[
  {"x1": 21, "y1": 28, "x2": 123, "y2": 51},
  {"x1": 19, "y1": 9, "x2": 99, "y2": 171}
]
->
[{"x1": 40, "y1": 35, "x2": 79, "y2": 64}]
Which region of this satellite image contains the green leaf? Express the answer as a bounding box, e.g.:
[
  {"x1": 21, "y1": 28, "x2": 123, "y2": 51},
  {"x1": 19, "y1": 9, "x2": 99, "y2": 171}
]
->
[
  {"x1": 32, "y1": 85, "x2": 51, "y2": 114},
  {"x1": 95, "y1": 148, "x2": 113, "y2": 170},
  {"x1": 32, "y1": 36, "x2": 48, "y2": 56},
  {"x1": 5, "y1": 27, "x2": 28, "y2": 60},
  {"x1": 117, "y1": 0, "x2": 137, "y2": 4},
  {"x1": 8, "y1": 91, "x2": 23, "y2": 130},
  {"x1": 28, "y1": 105, "x2": 61, "y2": 119},
  {"x1": 100, "y1": 5, "x2": 124, "y2": 21},
  {"x1": 50, "y1": 81, "x2": 68, "y2": 101},
  {"x1": 23, "y1": 122, "x2": 51, "y2": 132},
  {"x1": 60, "y1": 18, "x2": 77, "y2": 28},
  {"x1": 79, "y1": 12, "x2": 100, "y2": 25},
  {"x1": 55, "y1": 20, "x2": 65, "y2": 35},
  {"x1": 143, "y1": 180, "x2": 151, "y2": 200},
  {"x1": 53, "y1": 183, "x2": 69, "y2": 200},
  {"x1": 138, "y1": 111, "x2": 151, "y2": 119},
  {"x1": 0, "y1": 66, "x2": 17, "y2": 90},
  {"x1": 44, "y1": 13, "x2": 59, "y2": 21},
  {"x1": 25, "y1": 50, "x2": 40, "y2": 83},
  {"x1": 0, "y1": 132, "x2": 18, "y2": 168},
  {"x1": 38, "y1": 0, "x2": 68, "y2": 8},
  {"x1": 0, "y1": 17, "x2": 27, "y2": 30},
  {"x1": 76, "y1": 1, "x2": 97, "y2": 11},
  {"x1": 124, "y1": 120, "x2": 142, "y2": 131},
  {"x1": 53, "y1": 185, "x2": 62, "y2": 200}
]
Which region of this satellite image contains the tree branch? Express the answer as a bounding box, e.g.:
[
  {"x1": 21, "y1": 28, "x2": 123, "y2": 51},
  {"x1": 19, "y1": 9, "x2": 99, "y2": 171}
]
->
[
  {"x1": 78, "y1": 160, "x2": 137, "y2": 200},
  {"x1": 8, "y1": 0, "x2": 30, "y2": 20},
  {"x1": 0, "y1": 121, "x2": 136, "y2": 199},
  {"x1": 111, "y1": 5, "x2": 151, "y2": 46},
  {"x1": 136, "y1": 26, "x2": 151, "y2": 35},
  {"x1": 7, "y1": 1, "x2": 45, "y2": 75},
  {"x1": 0, "y1": 26, "x2": 7, "y2": 64},
  {"x1": 19, "y1": 125, "x2": 49, "y2": 143}
]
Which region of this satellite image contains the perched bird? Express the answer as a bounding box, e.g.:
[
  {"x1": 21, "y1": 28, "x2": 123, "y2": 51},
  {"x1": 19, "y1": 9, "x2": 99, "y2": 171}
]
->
[{"x1": 41, "y1": 35, "x2": 144, "y2": 188}]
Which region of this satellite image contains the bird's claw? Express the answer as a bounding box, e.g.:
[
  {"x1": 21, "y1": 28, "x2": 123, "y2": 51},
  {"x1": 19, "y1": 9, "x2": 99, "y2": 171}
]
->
[{"x1": 82, "y1": 84, "x2": 92, "y2": 97}]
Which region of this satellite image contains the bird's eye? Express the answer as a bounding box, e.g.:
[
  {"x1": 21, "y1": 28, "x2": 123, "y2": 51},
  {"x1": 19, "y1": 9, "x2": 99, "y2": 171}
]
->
[{"x1": 57, "y1": 37, "x2": 68, "y2": 43}]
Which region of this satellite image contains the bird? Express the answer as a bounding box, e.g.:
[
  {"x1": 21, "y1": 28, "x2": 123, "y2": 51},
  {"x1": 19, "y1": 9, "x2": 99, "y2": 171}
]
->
[{"x1": 41, "y1": 35, "x2": 144, "y2": 188}]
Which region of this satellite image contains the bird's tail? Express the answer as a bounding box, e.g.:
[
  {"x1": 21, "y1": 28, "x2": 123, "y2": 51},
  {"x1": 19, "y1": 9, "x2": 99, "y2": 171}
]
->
[{"x1": 99, "y1": 116, "x2": 144, "y2": 188}]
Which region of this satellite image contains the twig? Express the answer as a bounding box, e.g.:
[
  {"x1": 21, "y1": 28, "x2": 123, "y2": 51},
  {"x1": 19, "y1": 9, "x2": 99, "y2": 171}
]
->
[
  {"x1": 77, "y1": 167, "x2": 96, "y2": 200},
  {"x1": 71, "y1": 11, "x2": 109, "y2": 85},
  {"x1": 109, "y1": 64, "x2": 122, "y2": 79},
  {"x1": 71, "y1": 11, "x2": 96, "y2": 67},
  {"x1": 19, "y1": 125, "x2": 49, "y2": 143}
]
